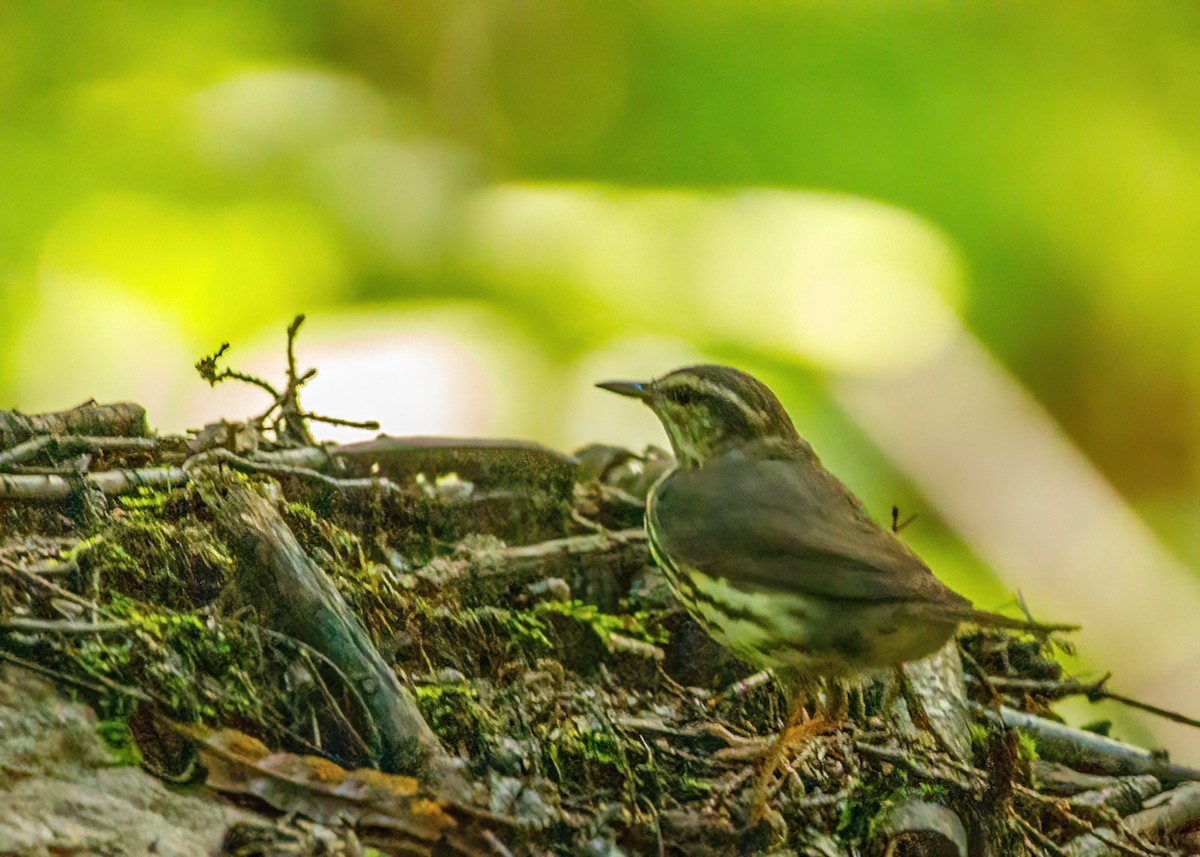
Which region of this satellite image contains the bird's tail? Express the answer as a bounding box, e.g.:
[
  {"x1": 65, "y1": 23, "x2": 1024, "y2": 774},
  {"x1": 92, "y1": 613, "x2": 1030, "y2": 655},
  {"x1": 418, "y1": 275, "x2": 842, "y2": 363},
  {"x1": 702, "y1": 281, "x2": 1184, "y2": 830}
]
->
[{"x1": 969, "y1": 609, "x2": 1079, "y2": 635}]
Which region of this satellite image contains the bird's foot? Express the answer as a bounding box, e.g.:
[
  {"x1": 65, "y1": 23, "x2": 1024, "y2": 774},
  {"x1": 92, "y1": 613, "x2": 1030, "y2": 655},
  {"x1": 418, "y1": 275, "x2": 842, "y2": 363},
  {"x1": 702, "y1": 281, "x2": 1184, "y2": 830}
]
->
[{"x1": 750, "y1": 714, "x2": 842, "y2": 822}]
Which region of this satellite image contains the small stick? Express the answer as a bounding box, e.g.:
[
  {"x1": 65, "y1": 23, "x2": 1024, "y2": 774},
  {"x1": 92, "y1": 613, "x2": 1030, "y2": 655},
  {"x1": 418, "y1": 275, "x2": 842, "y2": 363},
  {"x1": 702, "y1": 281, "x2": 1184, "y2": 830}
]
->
[
  {"x1": 0, "y1": 617, "x2": 130, "y2": 634},
  {"x1": 0, "y1": 435, "x2": 159, "y2": 470},
  {"x1": 0, "y1": 466, "x2": 187, "y2": 500},
  {"x1": 184, "y1": 448, "x2": 400, "y2": 493},
  {"x1": 0, "y1": 650, "x2": 156, "y2": 704},
  {"x1": 977, "y1": 704, "x2": 1200, "y2": 783}
]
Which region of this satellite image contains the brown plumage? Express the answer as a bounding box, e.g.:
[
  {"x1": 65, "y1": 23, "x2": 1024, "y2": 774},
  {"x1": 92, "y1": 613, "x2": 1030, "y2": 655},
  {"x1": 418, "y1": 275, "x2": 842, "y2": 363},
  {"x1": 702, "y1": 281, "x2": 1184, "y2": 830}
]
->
[{"x1": 599, "y1": 364, "x2": 1071, "y2": 681}]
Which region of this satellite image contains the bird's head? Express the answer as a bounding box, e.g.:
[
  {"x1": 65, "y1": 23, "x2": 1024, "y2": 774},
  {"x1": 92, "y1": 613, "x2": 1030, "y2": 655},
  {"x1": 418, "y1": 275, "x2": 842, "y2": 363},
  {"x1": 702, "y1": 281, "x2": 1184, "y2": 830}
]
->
[{"x1": 597, "y1": 364, "x2": 800, "y2": 468}]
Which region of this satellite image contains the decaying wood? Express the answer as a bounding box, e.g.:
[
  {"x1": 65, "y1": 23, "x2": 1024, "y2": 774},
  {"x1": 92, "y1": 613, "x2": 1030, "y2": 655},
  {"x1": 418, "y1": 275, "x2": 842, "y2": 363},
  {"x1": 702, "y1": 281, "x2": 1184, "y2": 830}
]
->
[
  {"x1": 0, "y1": 466, "x2": 187, "y2": 500},
  {"x1": 875, "y1": 799, "x2": 968, "y2": 857},
  {"x1": 985, "y1": 705, "x2": 1200, "y2": 783},
  {"x1": 0, "y1": 435, "x2": 159, "y2": 470},
  {"x1": 0, "y1": 402, "x2": 147, "y2": 448},
  {"x1": 903, "y1": 639, "x2": 973, "y2": 761},
  {"x1": 328, "y1": 436, "x2": 578, "y2": 489},
  {"x1": 1034, "y1": 760, "x2": 1147, "y2": 795},
  {"x1": 1064, "y1": 782, "x2": 1200, "y2": 857},
  {"x1": 197, "y1": 476, "x2": 456, "y2": 787},
  {"x1": 414, "y1": 528, "x2": 649, "y2": 610},
  {"x1": 1069, "y1": 774, "x2": 1163, "y2": 815},
  {"x1": 3, "y1": 322, "x2": 1199, "y2": 855}
]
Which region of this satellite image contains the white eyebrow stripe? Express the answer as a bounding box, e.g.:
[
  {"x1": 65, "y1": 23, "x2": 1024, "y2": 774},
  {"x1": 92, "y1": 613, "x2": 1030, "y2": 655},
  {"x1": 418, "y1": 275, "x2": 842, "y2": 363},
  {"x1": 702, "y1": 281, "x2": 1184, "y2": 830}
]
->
[{"x1": 656, "y1": 374, "x2": 769, "y2": 427}]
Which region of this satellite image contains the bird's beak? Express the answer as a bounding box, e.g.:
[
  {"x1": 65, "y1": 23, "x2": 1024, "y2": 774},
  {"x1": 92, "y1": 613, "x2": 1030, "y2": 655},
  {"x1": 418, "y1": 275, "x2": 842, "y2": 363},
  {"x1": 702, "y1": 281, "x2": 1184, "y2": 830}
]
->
[{"x1": 596, "y1": 380, "x2": 649, "y2": 400}]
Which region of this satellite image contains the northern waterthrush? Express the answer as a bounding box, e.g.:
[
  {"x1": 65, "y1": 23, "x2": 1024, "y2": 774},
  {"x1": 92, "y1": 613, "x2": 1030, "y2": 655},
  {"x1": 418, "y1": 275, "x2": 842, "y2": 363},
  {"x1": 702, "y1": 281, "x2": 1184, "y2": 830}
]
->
[{"x1": 598, "y1": 364, "x2": 1068, "y2": 686}]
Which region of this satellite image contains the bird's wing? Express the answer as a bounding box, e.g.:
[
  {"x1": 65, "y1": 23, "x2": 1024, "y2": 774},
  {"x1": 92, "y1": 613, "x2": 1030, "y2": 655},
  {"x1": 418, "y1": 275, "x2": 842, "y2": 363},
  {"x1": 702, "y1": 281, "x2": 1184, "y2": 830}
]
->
[{"x1": 648, "y1": 453, "x2": 971, "y2": 608}]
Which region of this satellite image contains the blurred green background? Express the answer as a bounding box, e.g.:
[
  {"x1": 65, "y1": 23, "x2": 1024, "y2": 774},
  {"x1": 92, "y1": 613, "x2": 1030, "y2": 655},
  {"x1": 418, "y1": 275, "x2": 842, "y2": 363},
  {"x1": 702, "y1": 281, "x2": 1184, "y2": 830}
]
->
[{"x1": 3, "y1": 1, "x2": 1200, "y2": 755}]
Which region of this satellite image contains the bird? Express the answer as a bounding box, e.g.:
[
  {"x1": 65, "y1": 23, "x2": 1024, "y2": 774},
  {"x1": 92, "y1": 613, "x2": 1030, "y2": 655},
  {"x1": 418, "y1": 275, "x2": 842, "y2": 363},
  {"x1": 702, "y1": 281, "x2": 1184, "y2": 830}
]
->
[{"x1": 597, "y1": 365, "x2": 1071, "y2": 782}]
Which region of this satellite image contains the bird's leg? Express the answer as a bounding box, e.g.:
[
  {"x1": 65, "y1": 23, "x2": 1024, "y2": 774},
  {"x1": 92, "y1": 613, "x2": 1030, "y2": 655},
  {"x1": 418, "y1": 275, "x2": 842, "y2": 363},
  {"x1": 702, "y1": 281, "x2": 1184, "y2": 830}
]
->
[{"x1": 751, "y1": 682, "x2": 842, "y2": 821}]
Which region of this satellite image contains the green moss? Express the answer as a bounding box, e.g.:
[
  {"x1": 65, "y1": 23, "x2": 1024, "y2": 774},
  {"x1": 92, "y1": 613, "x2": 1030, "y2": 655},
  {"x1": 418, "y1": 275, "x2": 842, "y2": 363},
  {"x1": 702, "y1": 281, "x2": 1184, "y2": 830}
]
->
[
  {"x1": 72, "y1": 597, "x2": 265, "y2": 726},
  {"x1": 496, "y1": 608, "x2": 553, "y2": 651},
  {"x1": 70, "y1": 489, "x2": 233, "y2": 608},
  {"x1": 968, "y1": 722, "x2": 990, "y2": 747},
  {"x1": 917, "y1": 782, "x2": 949, "y2": 803},
  {"x1": 95, "y1": 718, "x2": 142, "y2": 767},
  {"x1": 117, "y1": 486, "x2": 168, "y2": 513},
  {"x1": 414, "y1": 682, "x2": 492, "y2": 756},
  {"x1": 535, "y1": 600, "x2": 669, "y2": 646},
  {"x1": 284, "y1": 500, "x2": 318, "y2": 525},
  {"x1": 835, "y1": 773, "x2": 909, "y2": 842},
  {"x1": 284, "y1": 503, "x2": 410, "y2": 647},
  {"x1": 543, "y1": 716, "x2": 638, "y2": 795},
  {"x1": 676, "y1": 776, "x2": 714, "y2": 801},
  {"x1": 1016, "y1": 730, "x2": 1039, "y2": 761}
]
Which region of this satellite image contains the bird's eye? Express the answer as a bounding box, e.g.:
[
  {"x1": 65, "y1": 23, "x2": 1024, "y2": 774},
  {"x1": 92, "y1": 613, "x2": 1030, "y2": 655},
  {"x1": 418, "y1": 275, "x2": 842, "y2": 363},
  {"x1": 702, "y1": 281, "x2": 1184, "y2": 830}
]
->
[{"x1": 672, "y1": 387, "x2": 698, "y2": 406}]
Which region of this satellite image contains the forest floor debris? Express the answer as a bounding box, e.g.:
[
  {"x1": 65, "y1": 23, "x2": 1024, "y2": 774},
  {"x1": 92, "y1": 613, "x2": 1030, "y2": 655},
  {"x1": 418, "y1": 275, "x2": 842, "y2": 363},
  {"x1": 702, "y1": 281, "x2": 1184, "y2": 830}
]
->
[{"x1": 1, "y1": 317, "x2": 1197, "y2": 856}]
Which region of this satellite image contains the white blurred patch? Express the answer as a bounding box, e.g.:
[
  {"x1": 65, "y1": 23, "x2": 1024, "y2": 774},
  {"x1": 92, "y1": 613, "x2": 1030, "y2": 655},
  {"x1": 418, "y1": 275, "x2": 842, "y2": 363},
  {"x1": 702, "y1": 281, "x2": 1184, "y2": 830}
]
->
[
  {"x1": 306, "y1": 137, "x2": 476, "y2": 269},
  {"x1": 192, "y1": 69, "x2": 393, "y2": 169},
  {"x1": 181, "y1": 305, "x2": 543, "y2": 444},
  {"x1": 695, "y1": 191, "x2": 964, "y2": 374},
  {"x1": 465, "y1": 184, "x2": 965, "y2": 374},
  {"x1": 9, "y1": 276, "x2": 190, "y2": 422}
]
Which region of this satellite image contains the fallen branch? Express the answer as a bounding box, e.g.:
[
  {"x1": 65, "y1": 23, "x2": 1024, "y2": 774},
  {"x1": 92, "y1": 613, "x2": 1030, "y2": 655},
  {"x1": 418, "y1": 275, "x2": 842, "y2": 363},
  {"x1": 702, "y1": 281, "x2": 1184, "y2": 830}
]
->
[
  {"x1": 1063, "y1": 782, "x2": 1200, "y2": 857},
  {"x1": 0, "y1": 617, "x2": 131, "y2": 634},
  {"x1": 0, "y1": 435, "x2": 159, "y2": 470},
  {"x1": 415, "y1": 528, "x2": 649, "y2": 610},
  {"x1": 875, "y1": 799, "x2": 968, "y2": 857},
  {"x1": 0, "y1": 402, "x2": 148, "y2": 448},
  {"x1": 196, "y1": 474, "x2": 457, "y2": 788},
  {"x1": 0, "y1": 466, "x2": 187, "y2": 500},
  {"x1": 978, "y1": 705, "x2": 1200, "y2": 783}
]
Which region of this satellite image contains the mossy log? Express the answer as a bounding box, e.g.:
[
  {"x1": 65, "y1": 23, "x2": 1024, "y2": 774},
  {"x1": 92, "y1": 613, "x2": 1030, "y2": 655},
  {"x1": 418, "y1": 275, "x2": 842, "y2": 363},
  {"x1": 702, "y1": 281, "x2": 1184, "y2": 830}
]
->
[
  {"x1": 197, "y1": 475, "x2": 457, "y2": 787},
  {"x1": 0, "y1": 402, "x2": 147, "y2": 447}
]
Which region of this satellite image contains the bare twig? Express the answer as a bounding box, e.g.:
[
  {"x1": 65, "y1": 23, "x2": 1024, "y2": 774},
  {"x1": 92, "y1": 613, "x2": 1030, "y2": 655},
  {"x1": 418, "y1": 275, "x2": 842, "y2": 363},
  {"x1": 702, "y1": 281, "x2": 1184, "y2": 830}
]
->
[
  {"x1": 184, "y1": 448, "x2": 400, "y2": 494},
  {"x1": 977, "y1": 705, "x2": 1200, "y2": 783},
  {"x1": 1095, "y1": 690, "x2": 1200, "y2": 731},
  {"x1": 0, "y1": 558, "x2": 122, "y2": 621},
  {"x1": 969, "y1": 673, "x2": 1112, "y2": 701},
  {"x1": 274, "y1": 314, "x2": 317, "y2": 447},
  {"x1": 0, "y1": 650, "x2": 156, "y2": 704},
  {"x1": 0, "y1": 435, "x2": 158, "y2": 470},
  {"x1": 295, "y1": 647, "x2": 373, "y2": 758},
  {"x1": 15, "y1": 560, "x2": 78, "y2": 577},
  {"x1": 0, "y1": 617, "x2": 131, "y2": 634},
  {"x1": 256, "y1": 625, "x2": 381, "y2": 757},
  {"x1": 969, "y1": 673, "x2": 1200, "y2": 731},
  {"x1": 301, "y1": 411, "x2": 380, "y2": 432},
  {"x1": 195, "y1": 343, "x2": 281, "y2": 399},
  {"x1": 854, "y1": 741, "x2": 985, "y2": 792},
  {"x1": 607, "y1": 633, "x2": 664, "y2": 661},
  {"x1": 0, "y1": 466, "x2": 187, "y2": 500},
  {"x1": 1061, "y1": 785, "x2": 1200, "y2": 857}
]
